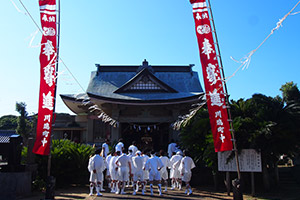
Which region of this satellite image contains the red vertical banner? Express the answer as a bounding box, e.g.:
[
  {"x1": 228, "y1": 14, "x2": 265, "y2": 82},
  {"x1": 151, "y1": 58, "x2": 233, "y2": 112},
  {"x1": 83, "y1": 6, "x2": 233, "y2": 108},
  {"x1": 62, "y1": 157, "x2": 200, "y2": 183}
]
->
[
  {"x1": 190, "y1": 0, "x2": 233, "y2": 152},
  {"x1": 32, "y1": 0, "x2": 57, "y2": 155}
]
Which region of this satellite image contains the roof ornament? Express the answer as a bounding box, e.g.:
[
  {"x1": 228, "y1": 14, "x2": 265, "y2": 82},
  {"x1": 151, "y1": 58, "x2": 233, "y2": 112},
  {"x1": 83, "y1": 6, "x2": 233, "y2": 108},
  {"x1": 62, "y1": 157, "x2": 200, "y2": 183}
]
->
[
  {"x1": 142, "y1": 59, "x2": 149, "y2": 67},
  {"x1": 137, "y1": 59, "x2": 154, "y2": 73}
]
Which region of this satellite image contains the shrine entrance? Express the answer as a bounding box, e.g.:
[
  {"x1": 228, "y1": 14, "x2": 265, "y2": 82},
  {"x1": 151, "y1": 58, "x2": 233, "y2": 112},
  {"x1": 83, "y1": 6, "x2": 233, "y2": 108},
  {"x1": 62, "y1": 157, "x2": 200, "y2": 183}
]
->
[
  {"x1": 61, "y1": 60, "x2": 204, "y2": 146},
  {"x1": 121, "y1": 123, "x2": 170, "y2": 152}
]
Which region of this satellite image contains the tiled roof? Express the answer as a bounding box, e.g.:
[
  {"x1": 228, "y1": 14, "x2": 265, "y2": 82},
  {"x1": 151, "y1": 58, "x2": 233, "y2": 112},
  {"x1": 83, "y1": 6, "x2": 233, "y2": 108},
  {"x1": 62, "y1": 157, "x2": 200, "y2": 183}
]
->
[
  {"x1": 0, "y1": 130, "x2": 17, "y2": 143},
  {"x1": 86, "y1": 62, "x2": 203, "y2": 101},
  {"x1": 61, "y1": 61, "x2": 204, "y2": 104}
]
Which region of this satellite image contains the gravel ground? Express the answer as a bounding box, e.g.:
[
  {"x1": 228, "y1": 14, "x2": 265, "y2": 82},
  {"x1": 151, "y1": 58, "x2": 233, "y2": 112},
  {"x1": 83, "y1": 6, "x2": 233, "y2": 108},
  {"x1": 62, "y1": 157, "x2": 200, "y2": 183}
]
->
[
  {"x1": 19, "y1": 185, "x2": 234, "y2": 200},
  {"x1": 18, "y1": 184, "x2": 300, "y2": 200}
]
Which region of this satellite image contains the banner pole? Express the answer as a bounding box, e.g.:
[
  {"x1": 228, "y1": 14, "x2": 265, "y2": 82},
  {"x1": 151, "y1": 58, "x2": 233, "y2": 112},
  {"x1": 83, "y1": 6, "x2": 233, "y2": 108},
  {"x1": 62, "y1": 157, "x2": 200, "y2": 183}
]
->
[
  {"x1": 205, "y1": 0, "x2": 241, "y2": 179},
  {"x1": 206, "y1": 0, "x2": 243, "y2": 199},
  {"x1": 45, "y1": 0, "x2": 60, "y2": 199},
  {"x1": 47, "y1": 0, "x2": 61, "y2": 177}
]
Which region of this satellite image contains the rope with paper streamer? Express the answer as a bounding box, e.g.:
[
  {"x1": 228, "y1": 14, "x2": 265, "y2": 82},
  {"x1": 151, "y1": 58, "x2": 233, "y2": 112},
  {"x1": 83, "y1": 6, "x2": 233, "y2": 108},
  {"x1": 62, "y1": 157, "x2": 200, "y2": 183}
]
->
[{"x1": 227, "y1": 1, "x2": 300, "y2": 82}]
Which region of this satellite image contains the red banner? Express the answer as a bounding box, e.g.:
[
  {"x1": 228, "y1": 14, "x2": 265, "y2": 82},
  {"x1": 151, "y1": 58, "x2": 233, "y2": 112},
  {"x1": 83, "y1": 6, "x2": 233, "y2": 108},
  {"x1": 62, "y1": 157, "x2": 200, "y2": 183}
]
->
[
  {"x1": 32, "y1": 0, "x2": 57, "y2": 155},
  {"x1": 190, "y1": 0, "x2": 233, "y2": 152}
]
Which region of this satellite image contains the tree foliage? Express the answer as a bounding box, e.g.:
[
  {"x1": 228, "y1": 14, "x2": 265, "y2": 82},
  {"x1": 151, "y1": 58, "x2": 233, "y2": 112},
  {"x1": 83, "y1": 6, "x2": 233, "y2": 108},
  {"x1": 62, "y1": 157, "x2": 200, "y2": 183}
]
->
[
  {"x1": 0, "y1": 115, "x2": 17, "y2": 130},
  {"x1": 280, "y1": 81, "x2": 300, "y2": 104},
  {"x1": 179, "y1": 82, "x2": 300, "y2": 187},
  {"x1": 15, "y1": 102, "x2": 34, "y2": 140},
  {"x1": 231, "y1": 93, "x2": 300, "y2": 161}
]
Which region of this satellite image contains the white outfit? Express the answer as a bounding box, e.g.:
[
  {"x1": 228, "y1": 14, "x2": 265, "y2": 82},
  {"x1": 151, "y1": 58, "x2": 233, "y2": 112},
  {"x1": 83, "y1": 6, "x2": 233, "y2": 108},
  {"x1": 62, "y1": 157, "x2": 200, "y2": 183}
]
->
[
  {"x1": 115, "y1": 154, "x2": 131, "y2": 182},
  {"x1": 145, "y1": 155, "x2": 164, "y2": 181},
  {"x1": 106, "y1": 154, "x2": 112, "y2": 176},
  {"x1": 132, "y1": 155, "x2": 144, "y2": 182},
  {"x1": 128, "y1": 145, "x2": 138, "y2": 155},
  {"x1": 115, "y1": 142, "x2": 124, "y2": 153},
  {"x1": 170, "y1": 154, "x2": 182, "y2": 179},
  {"x1": 109, "y1": 156, "x2": 119, "y2": 181},
  {"x1": 88, "y1": 154, "x2": 106, "y2": 183},
  {"x1": 179, "y1": 156, "x2": 196, "y2": 182},
  {"x1": 142, "y1": 154, "x2": 150, "y2": 180},
  {"x1": 168, "y1": 142, "x2": 178, "y2": 158},
  {"x1": 102, "y1": 143, "x2": 109, "y2": 157},
  {"x1": 159, "y1": 156, "x2": 170, "y2": 180}
]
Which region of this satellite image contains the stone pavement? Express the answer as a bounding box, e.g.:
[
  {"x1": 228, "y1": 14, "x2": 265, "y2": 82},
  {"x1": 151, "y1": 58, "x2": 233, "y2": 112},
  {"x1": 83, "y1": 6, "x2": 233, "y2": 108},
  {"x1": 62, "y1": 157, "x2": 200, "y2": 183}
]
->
[{"x1": 19, "y1": 185, "x2": 234, "y2": 200}]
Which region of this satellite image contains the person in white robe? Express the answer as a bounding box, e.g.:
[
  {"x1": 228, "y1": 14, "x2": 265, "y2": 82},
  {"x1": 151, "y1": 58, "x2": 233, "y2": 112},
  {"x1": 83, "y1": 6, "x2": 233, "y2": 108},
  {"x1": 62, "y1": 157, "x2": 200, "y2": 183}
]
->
[
  {"x1": 109, "y1": 151, "x2": 120, "y2": 193},
  {"x1": 102, "y1": 139, "x2": 110, "y2": 158},
  {"x1": 144, "y1": 151, "x2": 164, "y2": 196},
  {"x1": 115, "y1": 138, "x2": 124, "y2": 153},
  {"x1": 127, "y1": 149, "x2": 135, "y2": 187},
  {"x1": 159, "y1": 150, "x2": 171, "y2": 192},
  {"x1": 141, "y1": 150, "x2": 150, "y2": 188},
  {"x1": 170, "y1": 150, "x2": 183, "y2": 190},
  {"x1": 128, "y1": 141, "x2": 138, "y2": 155},
  {"x1": 87, "y1": 149, "x2": 106, "y2": 196},
  {"x1": 179, "y1": 150, "x2": 196, "y2": 195},
  {"x1": 167, "y1": 140, "x2": 178, "y2": 158},
  {"x1": 131, "y1": 150, "x2": 145, "y2": 195},
  {"x1": 105, "y1": 151, "x2": 113, "y2": 190},
  {"x1": 115, "y1": 149, "x2": 132, "y2": 195}
]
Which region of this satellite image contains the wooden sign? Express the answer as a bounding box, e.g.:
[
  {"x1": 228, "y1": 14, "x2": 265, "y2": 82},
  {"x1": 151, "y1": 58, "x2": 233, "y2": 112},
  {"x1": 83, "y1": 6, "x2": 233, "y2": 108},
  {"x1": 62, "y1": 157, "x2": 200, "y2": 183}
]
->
[{"x1": 218, "y1": 149, "x2": 262, "y2": 172}]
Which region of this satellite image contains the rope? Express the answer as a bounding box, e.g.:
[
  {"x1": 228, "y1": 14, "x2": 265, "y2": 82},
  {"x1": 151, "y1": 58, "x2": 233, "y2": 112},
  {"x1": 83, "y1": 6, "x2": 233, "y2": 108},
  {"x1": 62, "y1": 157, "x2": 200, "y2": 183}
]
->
[{"x1": 226, "y1": 1, "x2": 300, "y2": 82}]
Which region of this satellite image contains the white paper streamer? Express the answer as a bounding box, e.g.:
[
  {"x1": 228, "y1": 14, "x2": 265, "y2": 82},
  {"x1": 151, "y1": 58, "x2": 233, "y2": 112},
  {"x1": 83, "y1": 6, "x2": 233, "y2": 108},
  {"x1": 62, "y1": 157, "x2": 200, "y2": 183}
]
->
[
  {"x1": 10, "y1": 0, "x2": 27, "y2": 15},
  {"x1": 27, "y1": 29, "x2": 40, "y2": 48}
]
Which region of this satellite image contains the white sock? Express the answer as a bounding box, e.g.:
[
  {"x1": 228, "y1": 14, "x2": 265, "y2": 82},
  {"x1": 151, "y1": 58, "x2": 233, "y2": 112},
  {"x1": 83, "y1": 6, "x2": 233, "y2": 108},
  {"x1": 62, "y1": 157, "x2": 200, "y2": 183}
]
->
[
  {"x1": 136, "y1": 183, "x2": 139, "y2": 192},
  {"x1": 90, "y1": 184, "x2": 94, "y2": 194},
  {"x1": 133, "y1": 183, "x2": 136, "y2": 192},
  {"x1": 96, "y1": 186, "x2": 100, "y2": 193}
]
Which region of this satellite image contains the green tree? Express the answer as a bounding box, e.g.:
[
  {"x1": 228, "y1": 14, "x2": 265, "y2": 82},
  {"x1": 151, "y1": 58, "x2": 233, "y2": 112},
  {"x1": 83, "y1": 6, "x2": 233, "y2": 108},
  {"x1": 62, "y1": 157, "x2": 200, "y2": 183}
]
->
[
  {"x1": 280, "y1": 81, "x2": 300, "y2": 104},
  {"x1": 231, "y1": 93, "x2": 300, "y2": 189},
  {"x1": 0, "y1": 115, "x2": 17, "y2": 130},
  {"x1": 179, "y1": 83, "x2": 300, "y2": 191},
  {"x1": 15, "y1": 102, "x2": 34, "y2": 143}
]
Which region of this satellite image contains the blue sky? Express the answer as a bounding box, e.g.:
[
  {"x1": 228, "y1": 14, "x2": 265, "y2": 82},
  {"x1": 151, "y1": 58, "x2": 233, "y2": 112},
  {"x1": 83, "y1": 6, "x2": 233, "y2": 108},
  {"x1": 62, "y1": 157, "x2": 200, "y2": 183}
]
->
[{"x1": 1, "y1": 0, "x2": 300, "y2": 117}]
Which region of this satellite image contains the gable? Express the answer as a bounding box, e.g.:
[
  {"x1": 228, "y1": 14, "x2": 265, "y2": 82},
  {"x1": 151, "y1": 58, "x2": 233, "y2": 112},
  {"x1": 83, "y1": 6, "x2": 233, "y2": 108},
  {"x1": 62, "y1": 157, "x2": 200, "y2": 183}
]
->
[{"x1": 114, "y1": 68, "x2": 178, "y2": 93}]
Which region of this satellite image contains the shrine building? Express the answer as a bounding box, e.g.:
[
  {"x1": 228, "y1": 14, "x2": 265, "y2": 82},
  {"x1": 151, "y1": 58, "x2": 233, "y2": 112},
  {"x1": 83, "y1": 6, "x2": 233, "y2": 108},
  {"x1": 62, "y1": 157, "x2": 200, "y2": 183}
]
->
[{"x1": 58, "y1": 60, "x2": 204, "y2": 151}]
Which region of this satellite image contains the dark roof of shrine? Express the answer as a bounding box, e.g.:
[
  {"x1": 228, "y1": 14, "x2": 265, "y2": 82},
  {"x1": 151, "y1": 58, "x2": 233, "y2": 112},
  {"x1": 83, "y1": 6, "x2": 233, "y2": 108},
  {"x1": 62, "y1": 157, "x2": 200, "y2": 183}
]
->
[
  {"x1": 61, "y1": 60, "x2": 204, "y2": 108},
  {"x1": 86, "y1": 60, "x2": 203, "y2": 102}
]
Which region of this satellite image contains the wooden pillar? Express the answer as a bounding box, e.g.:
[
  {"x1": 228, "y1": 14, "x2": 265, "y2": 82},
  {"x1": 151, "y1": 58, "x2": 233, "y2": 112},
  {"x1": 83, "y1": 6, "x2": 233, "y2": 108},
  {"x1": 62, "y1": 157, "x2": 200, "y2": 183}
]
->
[
  {"x1": 251, "y1": 172, "x2": 255, "y2": 196},
  {"x1": 225, "y1": 171, "x2": 231, "y2": 196}
]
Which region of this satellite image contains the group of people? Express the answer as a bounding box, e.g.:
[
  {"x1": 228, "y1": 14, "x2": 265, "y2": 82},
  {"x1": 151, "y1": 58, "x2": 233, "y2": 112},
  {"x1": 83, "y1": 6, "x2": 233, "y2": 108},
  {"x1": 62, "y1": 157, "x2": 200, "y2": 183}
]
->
[{"x1": 87, "y1": 138, "x2": 195, "y2": 197}]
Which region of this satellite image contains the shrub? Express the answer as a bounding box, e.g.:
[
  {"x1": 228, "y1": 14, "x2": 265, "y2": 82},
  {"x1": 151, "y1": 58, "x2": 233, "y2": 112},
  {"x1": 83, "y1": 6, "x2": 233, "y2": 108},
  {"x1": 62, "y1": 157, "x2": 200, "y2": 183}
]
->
[{"x1": 35, "y1": 139, "x2": 95, "y2": 187}]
